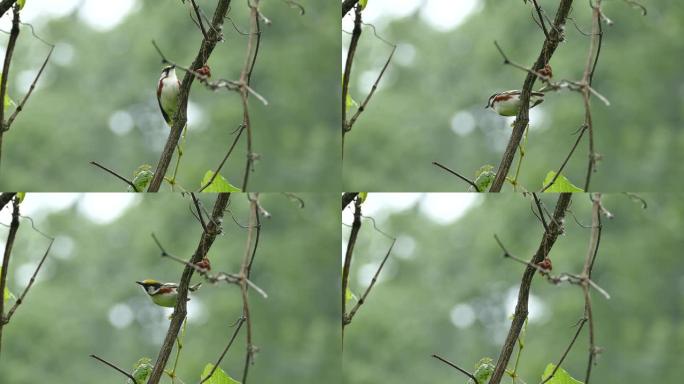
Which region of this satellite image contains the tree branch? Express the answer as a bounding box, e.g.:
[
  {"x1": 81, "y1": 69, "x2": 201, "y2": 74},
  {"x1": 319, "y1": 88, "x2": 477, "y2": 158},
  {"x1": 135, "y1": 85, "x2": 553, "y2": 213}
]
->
[
  {"x1": 146, "y1": 193, "x2": 231, "y2": 384},
  {"x1": 0, "y1": 197, "x2": 19, "y2": 358},
  {"x1": 487, "y1": 193, "x2": 572, "y2": 384},
  {"x1": 489, "y1": 0, "x2": 574, "y2": 192},
  {"x1": 147, "y1": 0, "x2": 233, "y2": 192},
  {"x1": 341, "y1": 198, "x2": 361, "y2": 342},
  {"x1": 0, "y1": 6, "x2": 20, "y2": 173}
]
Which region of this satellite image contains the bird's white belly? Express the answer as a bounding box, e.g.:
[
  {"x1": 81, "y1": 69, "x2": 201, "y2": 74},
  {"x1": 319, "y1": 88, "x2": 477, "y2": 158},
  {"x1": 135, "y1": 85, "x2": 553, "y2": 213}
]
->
[
  {"x1": 160, "y1": 79, "x2": 180, "y2": 113},
  {"x1": 494, "y1": 98, "x2": 521, "y2": 116}
]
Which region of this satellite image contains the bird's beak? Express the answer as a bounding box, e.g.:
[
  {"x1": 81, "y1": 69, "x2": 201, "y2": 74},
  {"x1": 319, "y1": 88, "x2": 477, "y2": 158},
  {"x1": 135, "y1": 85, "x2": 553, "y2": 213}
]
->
[{"x1": 136, "y1": 281, "x2": 144, "y2": 286}]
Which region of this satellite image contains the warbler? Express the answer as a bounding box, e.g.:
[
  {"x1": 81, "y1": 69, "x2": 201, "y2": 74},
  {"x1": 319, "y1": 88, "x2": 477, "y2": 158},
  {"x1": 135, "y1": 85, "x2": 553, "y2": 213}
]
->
[
  {"x1": 486, "y1": 90, "x2": 545, "y2": 116},
  {"x1": 136, "y1": 279, "x2": 201, "y2": 308}
]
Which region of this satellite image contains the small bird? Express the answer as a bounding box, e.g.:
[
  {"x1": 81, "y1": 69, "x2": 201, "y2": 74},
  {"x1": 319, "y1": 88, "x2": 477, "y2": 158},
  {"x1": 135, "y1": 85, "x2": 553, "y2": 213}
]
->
[
  {"x1": 486, "y1": 90, "x2": 545, "y2": 116},
  {"x1": 157, "y1": 65, "x2": 181, "y2": 126},
  {"x1": 136, "y1": 279, "x2": 201, "y2": 308}
]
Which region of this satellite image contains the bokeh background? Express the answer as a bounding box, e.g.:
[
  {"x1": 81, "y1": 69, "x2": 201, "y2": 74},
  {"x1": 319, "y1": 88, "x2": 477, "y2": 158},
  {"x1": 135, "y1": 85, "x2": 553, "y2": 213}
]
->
[
  {"x1": 0, "y1": 0, "x2": 340, "y2": 191},
  {"x1": 342, "y1": 193, "x2": 682, "y2": 383},
  {"x1": 342, "y1": 0, "x2": 683, "y2": 191},
  {"x1": 0, "y1": 192, "x2": 340, "y2": 383}
]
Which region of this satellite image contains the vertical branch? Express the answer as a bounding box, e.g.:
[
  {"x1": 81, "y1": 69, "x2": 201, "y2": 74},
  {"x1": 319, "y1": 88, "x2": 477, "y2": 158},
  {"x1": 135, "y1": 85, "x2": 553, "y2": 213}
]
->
[
  {"x1": 583, "y1": 1, "x2": 604, "y2": 190},
  {"x1": 146, "y1": 193, "x2": 231, "y2": 384},
  {"x1": 0, "y1": 197, "x2": 20, "y2": 358},
  {"x1": 487, "y1": 193, "x2": 572, "y2": 384},
  {"x1": 240, "y1": 0, "x2": 263, "y2": 191},
  {"x1": 147, "y1": 0, "x2": 233, "y2": 192},
  {"x1": 0, "y1": 6, "x2": 20, "y2": 172},
  {"x1": 341, "y1": 198, "x2": 362, "y2": 342},
  {"x1": 240, "y1": 194, "x2": 259, "y2": 384},
  {"x1": 489, "y1": 0, "x2": 574, "y2": 192},
  {"x1": 582, "y1": 193, "x2": 602, "y2": 383},
  {"x1": 341, "y1": 6, "x2": 362, "y2": 155}
]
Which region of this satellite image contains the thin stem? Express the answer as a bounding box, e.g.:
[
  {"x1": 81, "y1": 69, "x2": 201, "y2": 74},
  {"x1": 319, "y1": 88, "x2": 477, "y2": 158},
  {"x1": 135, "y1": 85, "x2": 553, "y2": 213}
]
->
[
  {"x1": 432, "y1": 161, "x2": 480, "y2": 192},
  {"x1": 90, "y1": 354, "x2": 139, "y2": 384}
]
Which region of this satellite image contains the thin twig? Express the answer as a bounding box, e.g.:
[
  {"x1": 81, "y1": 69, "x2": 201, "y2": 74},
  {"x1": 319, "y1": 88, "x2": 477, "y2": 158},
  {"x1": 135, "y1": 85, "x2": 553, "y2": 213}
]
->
[
  {"x1": 198, "y1": 125, "x2": 245, "y2": 192},
  {"x1": 345, "y1": 237, "x2": 395, "y2": 323},
  {"x1": 346, "y1": 44, "x2": 395, "y2": 129},
  {"x1": 540, "y1": 125, "x2": 588, "y2": 192},
  {"x1": 189, "y1": 0, "x2": 209, "y2": 40},
  {"x1": 5, "y1": 235, "x2": 53, "y2": 321},
  {"x1": 432, "y1": 354, "x2": 478, "y2": 383},
  {"x1": 583, "y1": 193, "x2": 603, "y2": 384},
  {"x1": 239, "y1": 1, "x2": 263, "y2": 192},
  {"x1": 432, "y1": 161, "x2": 480, "y2": 192},
  {"x1": 240, "y1": 195, "x2": 259, "y2": 384},
  {"x1": 540, "y1": 318, "x2": 587, "y2": 384},
  {"x1": 531, "y1": 0, "x2": 550, "y2": 39},
  {"x1": 199, "y1": 317, "x2": 246, "y2": 384},
  {"x1": 6, "y1": 44, "x2": 54, "y2": 127},
  {"x1": 583, "y1": 2, "x2": 604, "y2": 191},
  {"x1": 90, "y1": 354, "x2": 139, "y2": 384},
  {"x1": 89, "y1": 161, "x2": 139, "y2": 191}
]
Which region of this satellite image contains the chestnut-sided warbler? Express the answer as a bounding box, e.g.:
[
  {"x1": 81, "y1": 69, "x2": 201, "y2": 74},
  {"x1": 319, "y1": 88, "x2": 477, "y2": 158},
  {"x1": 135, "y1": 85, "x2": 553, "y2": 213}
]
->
[
  {"x1": 157, "y1": 65, "x2": 181, "y2": 126},
  {"x1": 486, "y1": 90, "x2": 545, "y2": 116},
  {"x1": 136, "y1": 279, "x2": 201, "y2": 308}
]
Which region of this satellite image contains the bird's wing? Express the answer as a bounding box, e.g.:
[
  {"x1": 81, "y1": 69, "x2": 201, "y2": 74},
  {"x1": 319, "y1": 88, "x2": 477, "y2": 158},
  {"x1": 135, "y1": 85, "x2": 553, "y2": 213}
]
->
[{"x1": 157, "y1": 80, "x2": 171, "y2": 124}]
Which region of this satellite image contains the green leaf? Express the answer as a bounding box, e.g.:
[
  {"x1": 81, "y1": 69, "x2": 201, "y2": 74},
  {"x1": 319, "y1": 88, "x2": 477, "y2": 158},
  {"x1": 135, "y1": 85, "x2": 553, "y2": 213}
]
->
[
  {"x1": 359, "y1": 0, "x2": 368, "y2": 10},
  {"x1": 345, "y1": 287, "x2": 358, "y2": 304},
  {"x1": 346, "y1": 92, "x2": 358, "y2": 111},
  {"x1": 470, "y1": 165, "x2": 495, "y2": 192},
  {"x1": 17, "y1": 0, "x2": 26, "y2": 10},
  {"x1": 357, "y1": 192, "x2": 368, "y2": 203},
  {"x1": 200, "y1": 171, "x2": 241, "y2": 193},
  {"x1": 15, "y1": 192, "x2": 25, "y2": 203},
  {"x1": 542, "y1": 171, "x2": 584, "y2": 193},
  {"x1": 1, "y1": 268, "x2": 15, "y2": 303},
  {"x1": 0, "y1": 75, "x2": 14, "y2": 107},
  {"x1": 128, "y1": 357, "x2": 153, "y2": 384},
  {"x1": 541, "y1": 364, "x2": 584, "y2": 384},
  {"x1": 129, "y1": 165, "x2": 154, "y2": 192},
  {"x1": 467, "y1": 357, "x2": 494, "y2": 384},
  {"x1": 200, "y1": 364, "x2": 240, "y2": 384}
]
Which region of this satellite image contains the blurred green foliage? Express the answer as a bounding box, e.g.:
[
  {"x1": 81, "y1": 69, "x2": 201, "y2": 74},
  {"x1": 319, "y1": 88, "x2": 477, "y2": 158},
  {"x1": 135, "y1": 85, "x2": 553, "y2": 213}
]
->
[
  {"x1": 342, "y1": 193, "x2": 683, "y2": 383},
  {"x1": 0, "y1": 192, "x2": 340, "y2": 383},
  {"x1": 0, "y1": 0, "x2": 340, "y2": 191},
  {"x1": 343, "y1": 1, "x2": 684, "y2": 191}
]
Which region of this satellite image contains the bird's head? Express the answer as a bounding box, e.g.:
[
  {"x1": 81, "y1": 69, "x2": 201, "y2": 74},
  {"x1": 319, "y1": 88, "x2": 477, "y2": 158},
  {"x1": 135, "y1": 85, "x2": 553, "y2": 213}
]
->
[
  {"x1": 136, "y1": 279, "x2": 163, "y2": 294},
  {"x1": 160, "y1": 65, "x2": 176, "y2": 80}
]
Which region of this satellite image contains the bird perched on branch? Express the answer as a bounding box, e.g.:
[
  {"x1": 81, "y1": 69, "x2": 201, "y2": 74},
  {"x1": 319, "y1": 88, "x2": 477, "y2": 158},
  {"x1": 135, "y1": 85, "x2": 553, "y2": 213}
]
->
[
  {"x1": 486, "y1": 90, "x2": 545, "y2": 117},
  {"x1": 136, "y1": 279, "x2": 201, "y2": 308},
  {"x1": 157, "y1": 65, "x2": 181, "y2": 126}
]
